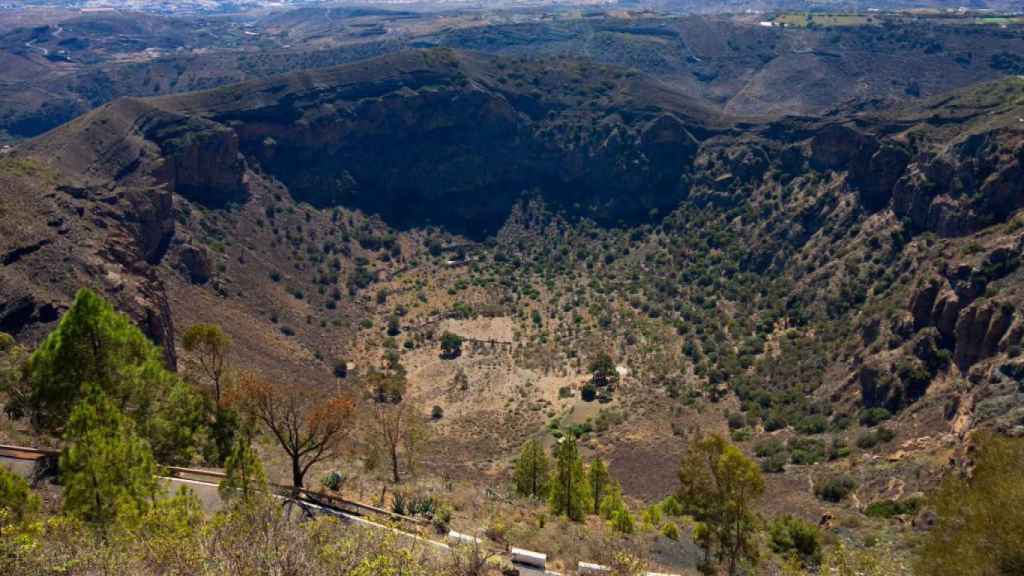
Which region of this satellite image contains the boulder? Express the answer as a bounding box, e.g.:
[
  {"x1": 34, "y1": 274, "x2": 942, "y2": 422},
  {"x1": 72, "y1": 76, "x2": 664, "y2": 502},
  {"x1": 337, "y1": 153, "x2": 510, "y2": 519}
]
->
[
  {"x1": 892, "y1": 165, "x2": 936, "y2": 232},
  {"x1": 177, "y1": 243, "x2": 213, "y2": 284},
  {"x1": 926, "y1": 195, "x2": 976, "y2": 237},
  {"x1": 978, "y1": 156, "x2": 1024, "y2": 221}
]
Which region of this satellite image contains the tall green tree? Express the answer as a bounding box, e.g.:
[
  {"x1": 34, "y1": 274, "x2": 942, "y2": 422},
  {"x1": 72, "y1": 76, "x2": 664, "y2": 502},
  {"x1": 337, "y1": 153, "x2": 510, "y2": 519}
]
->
[
  {"x1": 677, "y1": 434, "x2": 764, "y2": 576},
  {"x1": 20, "y1": 289, "x2": 210, "y2": 464},
  {"x1": 219, "y1": 434, "x2": 266, "y2": 502},
  {"x1": 147, "y1": 380, "x2": 212, "y2": 466},
  {"x1": 21, "y1": 289, "x2": 174, "y2": 433},
  {"x1": 514, "y1": 439, "x2": 550, "y2": 498},
  {"x1": 60, "y1": 384, "x2": 158, "y2": 526},
  {"x1": 599, "y1": 479, "x2": 625, "y2": 520},
  {"x1": 915, "y1": 431, "x2": 1024, "y2": 576},
  {"x1": 549, "y1": 435, "x2": 592, "y2": 521},
  {"x1": 181, "y1": 323, "x2": 231, "y2": 405},
  {"x1": 588, "y1": 457, "x2": 610, "y2": 514}
]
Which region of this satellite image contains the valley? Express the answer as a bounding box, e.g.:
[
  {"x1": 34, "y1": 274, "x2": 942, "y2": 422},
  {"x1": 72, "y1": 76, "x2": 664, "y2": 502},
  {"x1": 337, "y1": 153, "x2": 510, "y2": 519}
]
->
[{"x1": 1, "y1": 3, "x2": 1023, "y2": 576}]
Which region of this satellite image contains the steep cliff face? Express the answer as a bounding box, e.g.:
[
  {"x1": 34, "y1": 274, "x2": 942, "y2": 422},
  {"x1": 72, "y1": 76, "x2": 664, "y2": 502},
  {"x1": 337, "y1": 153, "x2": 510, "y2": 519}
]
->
[
  {"x1": 0, "y1": 158, "x2": 180, "y2": 368},
  {"x1": 144, "y1": 116, "x2": 248, "y2": 208},
  {"x1": 30, "y1": 51, "x2": 1018, "y2": 244},
  {"x1": 168, "y1": 51, "x2": 713, "y2": 236}
]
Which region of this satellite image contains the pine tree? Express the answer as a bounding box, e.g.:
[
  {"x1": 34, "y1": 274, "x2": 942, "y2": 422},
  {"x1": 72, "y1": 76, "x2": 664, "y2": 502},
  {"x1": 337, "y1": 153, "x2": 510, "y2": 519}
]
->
[
  {"x1": 147, "y1": 379, "x2": 210, "y2": 466},
  {"x1": 219, "y1": 435, "x2": 266, "y2": 502},
  {"x1": 678, "y1": 434, "x2": 765, "y2": 576},
  {"x1": 514, "y1": 439, "x2": 550, "y2": 498},
  {"x1": 60, "y1": 384, "x2": 158, "y2": 526},
  {"x1": 23, "y1": 288, "x2": 174, "y2": 433},
  {"x1": 549, "y1": 435, "x2": 591, "y2": 521},
  {"x1": 588, "y1": 457, "x2": 610, "y2": 514},
  {"x1": 610, "y1": 507, "x2": 635, "y2": 534},
  {"x1": 23, "y1": 289, "x2": 211, "y2": 464},
  {"x1": 599, "y1": 479, "x2": 625, "y2": 519}
]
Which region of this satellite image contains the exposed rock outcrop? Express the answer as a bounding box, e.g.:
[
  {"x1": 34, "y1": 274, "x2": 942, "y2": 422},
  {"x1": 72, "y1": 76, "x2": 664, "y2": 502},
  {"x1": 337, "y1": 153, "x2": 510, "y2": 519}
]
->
[
  {"x1": 954, "y1": 300, "x2": 1016, "y2": 370},
  {"x1": 176, "y1": 243, "x2": 213, "y2": 285},
  {"x1": 809, "y1": 124, "x2": 876, "y2": 172},
  {"x1": 0, "y1": 294, "x2": 59, "y2": 336},
  {"x1": 145, "y1": 117, "x2": 247, "y2": 208},
  {"x1": 851, "y1": 142, "x2": 910, "y2": 211}
]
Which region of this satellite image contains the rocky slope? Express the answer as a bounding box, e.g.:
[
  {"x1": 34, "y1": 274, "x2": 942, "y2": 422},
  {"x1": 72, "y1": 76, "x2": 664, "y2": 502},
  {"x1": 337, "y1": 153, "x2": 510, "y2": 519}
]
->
[{"x1": 2, "y1": 49, "x2": 1023, "y2": 515}]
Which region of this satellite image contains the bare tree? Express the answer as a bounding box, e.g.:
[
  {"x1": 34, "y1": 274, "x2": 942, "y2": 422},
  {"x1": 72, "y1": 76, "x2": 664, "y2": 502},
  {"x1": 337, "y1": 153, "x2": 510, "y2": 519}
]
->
[
  {"x1": 233, "y1": 371, "x2": 354, "y2": 493},
  {"x1": 373, "y1": 399, "x2": 417, "y2": 484}
]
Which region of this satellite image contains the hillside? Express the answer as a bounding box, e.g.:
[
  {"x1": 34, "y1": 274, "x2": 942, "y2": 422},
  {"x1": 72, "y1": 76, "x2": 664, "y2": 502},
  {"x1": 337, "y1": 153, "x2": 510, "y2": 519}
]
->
[
  {"x1": 2, "y1": 47, "x2": 1023, "y2": 571},
  {"x1": 3, "y1": 10, "x2": 1024, "y2": 140}
]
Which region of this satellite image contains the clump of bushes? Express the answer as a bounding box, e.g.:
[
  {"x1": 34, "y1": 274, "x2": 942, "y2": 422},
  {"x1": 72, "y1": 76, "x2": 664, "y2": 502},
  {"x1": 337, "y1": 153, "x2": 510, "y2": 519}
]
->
[
  {"x1": 762, "y1": 451, "x2": 788, "y2": 473},
  {"x1": 859, "y1": 407, "x2": 892, "y2": 427},
  {"x1": 815, "y1": 475, "x2": 857, "y2": 503},
  {"x1": 864, "y1": 497, "x2": 922, "y2": 518},
  {"x1": 856, "y1": 426, "x2": 896, "y2": 449},
  {"x1": 768, "y1": 515, "x2": 823, "y2": 566},
  {"x1": 788, "y1": 437, "x2": 827, "y2": 465}
]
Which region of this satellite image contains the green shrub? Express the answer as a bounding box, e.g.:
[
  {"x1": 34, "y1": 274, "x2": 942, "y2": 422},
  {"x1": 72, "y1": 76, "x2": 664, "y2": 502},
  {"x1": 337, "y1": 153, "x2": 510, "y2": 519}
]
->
[
  {"x1": 581, "y1": 382, "x2": 596, "y2": 402},
  {"x1": 859, "y1": 407, "x2": 892, "y2": 427},
  {"x1": 727, "y1": 412, "x2": 747, "y2": 430},
  {"x1": 816, "y1": 475, "x2": 857, "y2": 502},
  {"x1": 864, "y1": 497, "x2": 922, "y2": 518},
  {"x1": 762, "y1": 451, "x2": 788, "y2": 473},
  {"x1": 795, "y1": 414, "x2": 828, "y2": 435},
  {"x1": 610, "y1": 507, "x2": 635, "y2": 534},
  {"x1": 660, "y1": 495, "x2": 683, "y2": 517},
  {"x1": 754, "y1": 438, "x2": 786, "y2": 458},
  {"x1": 768, "y1": 515, "x2": 823, "y2": 565},
  {"x1": 0, "y1": 466, "x2": 41, "y2": 523},
  {"x1": 662, "y1": 521, "x2": 680, "y2": 540},
  {"x1": 856, "y1": 426, "x2": 896, "y2": 449},
  {"x1": 789, "y1": 437, "x2": 827, "y2": 465},
  {"x1": 829, "y1": 436, "x2": 850, "y2": 461},
  {"x1": 321, "y1": 471, "x2": 344, "y2": 492}
]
